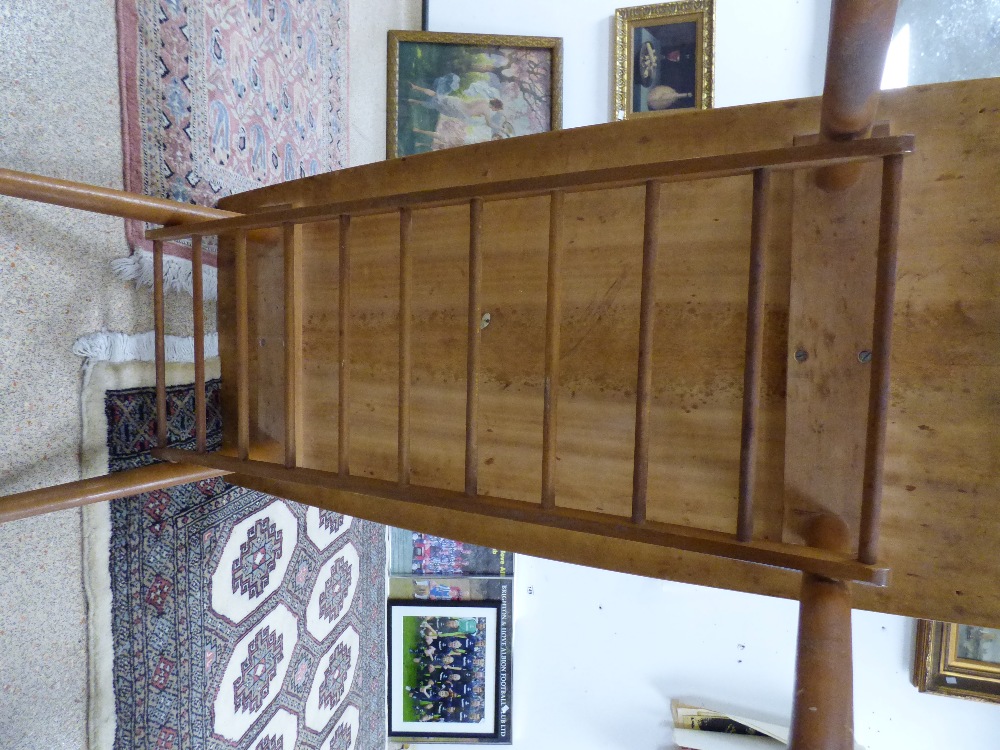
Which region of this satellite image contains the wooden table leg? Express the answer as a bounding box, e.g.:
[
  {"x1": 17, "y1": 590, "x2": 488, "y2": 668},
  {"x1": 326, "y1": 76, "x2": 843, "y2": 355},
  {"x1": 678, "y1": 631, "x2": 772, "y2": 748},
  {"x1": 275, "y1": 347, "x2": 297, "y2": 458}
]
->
[{"x1": 789, "y1": 515, "x2": 854, "y2": 750}]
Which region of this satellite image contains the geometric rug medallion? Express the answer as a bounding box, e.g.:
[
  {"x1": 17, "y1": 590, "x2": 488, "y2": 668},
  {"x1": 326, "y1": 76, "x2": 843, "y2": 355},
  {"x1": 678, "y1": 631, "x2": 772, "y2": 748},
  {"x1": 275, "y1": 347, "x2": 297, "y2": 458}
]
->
[{"x1": 98, "y1": 374, "x2": 384, "y2": 749}]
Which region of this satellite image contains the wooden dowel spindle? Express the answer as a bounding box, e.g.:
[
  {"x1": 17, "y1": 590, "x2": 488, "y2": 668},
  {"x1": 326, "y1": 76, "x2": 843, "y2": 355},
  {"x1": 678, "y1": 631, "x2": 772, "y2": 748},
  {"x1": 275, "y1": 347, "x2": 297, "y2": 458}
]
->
[
  {"x1": 153, "y1": 240, "x2": 167, "y2": 448},
  {"x1": 338, "y1": 215, "x2": 352, "y2": 476},
  {"x1": 737, "y1": 169, "x2": 771, "y2": 541},
  {"x1": 465, "y1": 198, "x2": 484, "y2": 497},
  {"x1": 631, "y1": 180, "x2": 661, "y2": 524},
  {"x1": 283, "y1": 222, "x2": 300, "y2": 469},
  {"x1": 235, "y1": 230, "x2": 250, "y2": 460},
  {"x1": 399, "y1": 208, "x2": 413, "y2": 486},
  {"x1": 541, "y1": 191, "x2": 564, "y2": 508},
  {"x1": 859, "y1": 154, "x2": 903, "y2": 565},
  {"x1": 191, "y1": 235, "x2": 206, "y2": 453}
]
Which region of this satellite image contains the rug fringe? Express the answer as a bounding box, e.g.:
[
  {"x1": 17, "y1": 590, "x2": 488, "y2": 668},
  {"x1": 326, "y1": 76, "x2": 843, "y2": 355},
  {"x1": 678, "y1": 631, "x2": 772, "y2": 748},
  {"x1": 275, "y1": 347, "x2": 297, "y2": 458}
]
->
[
  {"x1": 111, "y1": 249, "x2": 219, "y2": 300},
  {"x1": 73, "y1": 331, "x2": 220, "y2": 363}
]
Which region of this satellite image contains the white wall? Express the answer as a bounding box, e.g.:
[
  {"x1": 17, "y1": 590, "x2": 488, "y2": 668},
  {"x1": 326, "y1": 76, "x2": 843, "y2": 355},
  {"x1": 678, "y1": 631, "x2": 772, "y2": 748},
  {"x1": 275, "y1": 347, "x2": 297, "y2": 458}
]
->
[{"x1": 412, "y1": 1, "x2": 1000, "y2": 749}]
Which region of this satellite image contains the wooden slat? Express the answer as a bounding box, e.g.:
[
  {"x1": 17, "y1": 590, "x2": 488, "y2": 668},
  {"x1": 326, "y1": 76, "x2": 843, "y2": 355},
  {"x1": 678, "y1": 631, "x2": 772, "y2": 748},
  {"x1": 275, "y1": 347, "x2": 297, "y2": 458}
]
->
[
  {"x1": 338, "y1": 215, "x2": 351, "y2": 476},
  {"x1": 783, "y1": 158, "x2": 883, "y2": 548},
  {"x1": 398, "y1": 208, "x2": 413, "y2": 485},
  {"x1": 152, "y1": 446, "x2": 889, "y2": 586},
  {"x1": 235, "y1": 230, "x2": 250, "y2": 460},
  {"x1": 858, "y1": 154, "x2": 904, "y2": 564},
  {"x1": 631, "y1": 181, "x2": 661, "y2": 524},
  {"x1": 465, "y1": 199, "x2": 484, "y2": 496},
  {"x1": 191, "y1": 235, "x2": 206, "y2": 453},
  {"x1": 737, "y1": 169, "x2": 771, "y2": 541},
  {"x1": 153, "y1": 240, "x2": 167, "y2": 448},
  {"x1": 0, "y1": 464, "x2": 229, "y2": 525},
  {"x1": 541, "y1": 191, "x2": 564, "y2": 508},
  {"x1": 146, "y1": 136, "x2": 916, "y2": 241},
  {"x1": 283, "y1": 223, "x2": 301, "y2": 468}
]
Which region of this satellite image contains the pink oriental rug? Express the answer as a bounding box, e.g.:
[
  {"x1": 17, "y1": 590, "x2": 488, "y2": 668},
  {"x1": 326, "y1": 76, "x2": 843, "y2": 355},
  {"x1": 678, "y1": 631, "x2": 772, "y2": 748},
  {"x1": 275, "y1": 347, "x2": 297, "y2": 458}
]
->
[{"x1": 114, "y1": 0, "x2": 349, "y2": 298}]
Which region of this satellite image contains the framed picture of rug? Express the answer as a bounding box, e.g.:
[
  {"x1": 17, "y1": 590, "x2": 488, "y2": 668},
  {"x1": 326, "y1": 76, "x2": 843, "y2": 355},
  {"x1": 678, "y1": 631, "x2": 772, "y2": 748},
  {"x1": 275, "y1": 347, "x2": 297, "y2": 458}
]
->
[
  {"x1": 387, "y1": 31, "x2": 563, "y2": 158},
  {"x1": 388, "y1": 600, "x2": 509, "y2": 741},
  {"x1": 613, "y1": 1, "x2": 715, "y2": 120},
  {"x1": 913, "y1": 620, "x2": 1000, "y2": 703}
]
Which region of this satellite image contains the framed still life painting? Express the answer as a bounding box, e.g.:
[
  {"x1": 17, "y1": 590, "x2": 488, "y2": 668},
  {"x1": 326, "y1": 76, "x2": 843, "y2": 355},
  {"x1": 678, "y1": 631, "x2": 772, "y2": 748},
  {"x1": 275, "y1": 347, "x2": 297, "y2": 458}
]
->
[
  {"x1": 387, "y1": 31, "x2": 563, "y2": 158},
  {"x1": 913, "y1": 620, "x2": 1000, "y2": 703},
  {"x1": 614, "y1": 1, "x2": 715, "y2": 120},
  {"x1": 388, "y1": 600, "x2": 510, "y2": 741}
]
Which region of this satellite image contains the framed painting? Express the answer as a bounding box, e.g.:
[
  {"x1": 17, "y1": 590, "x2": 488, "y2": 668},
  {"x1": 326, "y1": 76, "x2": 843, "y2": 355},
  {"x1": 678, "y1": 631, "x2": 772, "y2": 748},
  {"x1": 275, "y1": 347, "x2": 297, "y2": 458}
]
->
[
  {"x1": 387, "y1": 31, "x2": 563, "y2": 158},
  {"x1": 613, "y1": 1, "x2": 715, "y2": 120},
  {"x1": 913, "y1": 620, "x2": 1000, "y2": 703},
  {"x1": 388, "y1": 600, "x2": 508, "y2": 741}
]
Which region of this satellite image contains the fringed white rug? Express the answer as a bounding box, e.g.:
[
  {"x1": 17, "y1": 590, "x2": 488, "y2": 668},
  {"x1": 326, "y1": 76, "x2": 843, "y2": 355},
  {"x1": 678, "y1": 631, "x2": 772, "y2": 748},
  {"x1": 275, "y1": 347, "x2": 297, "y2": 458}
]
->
[{"x1": 81, "y1": 350, "x2": 221, "y2": 750}]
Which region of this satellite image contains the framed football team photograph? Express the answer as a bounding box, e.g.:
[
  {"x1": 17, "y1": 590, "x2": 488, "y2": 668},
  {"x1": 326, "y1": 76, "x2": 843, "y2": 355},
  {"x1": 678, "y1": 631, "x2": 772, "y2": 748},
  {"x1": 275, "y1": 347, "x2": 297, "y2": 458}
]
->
[
  {"x1": 387, "y1": 30, "x2": 563, "y2": 158},
  {"x1": 388, "y1": 600, "x2": 507, "y2": 740},
  {"x1": 613, "y1": 1, "x2": 715, "y2": 120}
]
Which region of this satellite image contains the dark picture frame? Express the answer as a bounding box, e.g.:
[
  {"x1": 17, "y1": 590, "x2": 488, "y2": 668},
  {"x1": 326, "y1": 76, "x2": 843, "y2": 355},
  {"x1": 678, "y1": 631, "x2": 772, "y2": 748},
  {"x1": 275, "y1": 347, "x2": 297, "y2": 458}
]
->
[
  {"x1": 613, "y1": 1, "x2": 715, "y2": 120},
  {"x1": 388, "y1": 600, "x2": 504, "y2": 740},
  {"x1": 387, "y1": 31, "x2": 563, "y2": 158},
  {"x1": 913, "y1": 619, "x2": 1000, "y2": 703}
]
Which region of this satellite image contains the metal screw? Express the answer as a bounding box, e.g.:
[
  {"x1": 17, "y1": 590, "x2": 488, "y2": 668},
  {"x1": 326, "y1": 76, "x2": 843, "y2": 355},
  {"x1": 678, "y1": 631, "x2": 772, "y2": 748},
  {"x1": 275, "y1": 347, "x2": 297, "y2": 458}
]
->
[
  {"x1": 481, "y1": 312, "x2": 492, "y2": 330},
  {"x1": 858, "y1": 349, "x2": 872, "y2": 364},
  {"x1": 794, "y1": 348, "x2": 809, "y2": 363},
  {"x1": 259, "y1": 338, "x2": 266, "y2": 347}
]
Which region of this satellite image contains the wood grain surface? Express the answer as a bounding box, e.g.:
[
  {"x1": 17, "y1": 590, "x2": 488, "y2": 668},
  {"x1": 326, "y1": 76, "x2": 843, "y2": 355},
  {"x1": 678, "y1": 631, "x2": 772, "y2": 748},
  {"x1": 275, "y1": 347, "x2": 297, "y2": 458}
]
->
[{"x1": 217, "y1": 79, "x2": 1000, "y2": 627}]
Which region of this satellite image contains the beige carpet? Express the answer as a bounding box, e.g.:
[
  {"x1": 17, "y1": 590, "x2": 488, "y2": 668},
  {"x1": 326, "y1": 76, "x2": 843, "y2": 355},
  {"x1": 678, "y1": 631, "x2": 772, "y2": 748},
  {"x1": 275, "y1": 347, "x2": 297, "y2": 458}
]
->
[{"x1": 0, "y1": 1, "x2": 420, "y2": 748}]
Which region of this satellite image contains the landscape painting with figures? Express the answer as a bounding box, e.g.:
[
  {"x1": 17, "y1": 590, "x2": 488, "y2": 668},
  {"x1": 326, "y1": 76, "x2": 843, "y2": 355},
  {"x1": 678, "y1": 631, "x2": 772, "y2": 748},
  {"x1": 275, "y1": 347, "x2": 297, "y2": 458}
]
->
[
  {"x1": 387, "y1": 31, "x2": 561, "y2": 158},
  {"x1": 388, "y1": 602, "x2": 505, "y2": 740}
]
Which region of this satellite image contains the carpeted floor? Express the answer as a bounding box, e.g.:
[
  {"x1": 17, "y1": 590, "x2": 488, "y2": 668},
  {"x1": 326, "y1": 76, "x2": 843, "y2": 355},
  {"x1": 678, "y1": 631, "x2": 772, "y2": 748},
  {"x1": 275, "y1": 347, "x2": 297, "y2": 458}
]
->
[
  {"x1": 0, "y1": 1, "x2": 420, "y2": 748},
  {"x1": 78, "y1": 360, "x2": 385, "y2": 750}
]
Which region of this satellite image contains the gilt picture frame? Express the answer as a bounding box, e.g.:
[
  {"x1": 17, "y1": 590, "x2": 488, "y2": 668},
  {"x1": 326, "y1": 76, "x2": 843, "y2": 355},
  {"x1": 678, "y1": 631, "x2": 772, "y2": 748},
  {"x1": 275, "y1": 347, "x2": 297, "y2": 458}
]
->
[
  {"x1": 387, "y1": 31, "x2": 563, "y2": 158},
  {"x1": 613, "y1": 1, "x2": 715, "y2": 120},
  {"x1": 913, "y1": 619, "x2": 1000, "y2": 703}
]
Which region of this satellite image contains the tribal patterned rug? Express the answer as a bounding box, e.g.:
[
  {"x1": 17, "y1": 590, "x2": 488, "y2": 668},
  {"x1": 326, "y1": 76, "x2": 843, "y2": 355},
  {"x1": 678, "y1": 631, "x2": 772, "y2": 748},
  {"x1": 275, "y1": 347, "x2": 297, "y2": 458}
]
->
[
  {"x1": 114, "y1": 0, "x2": 349, "y2": 296},
  {"x1": 83, "y1": 361, "x2": 384, "y2": 750}
]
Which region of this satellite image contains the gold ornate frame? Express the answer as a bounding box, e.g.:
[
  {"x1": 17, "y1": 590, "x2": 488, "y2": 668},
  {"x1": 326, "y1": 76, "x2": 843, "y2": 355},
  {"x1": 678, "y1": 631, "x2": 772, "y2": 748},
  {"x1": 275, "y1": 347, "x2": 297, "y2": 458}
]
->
[
  {"x1": 386, "y1": 31, "x2": 563, "y2": 159},
  {"x1": 613, "y1": 1, "x2": 715, "y2": 120},
  {"x1": 913, "y1": 620, "x2": 1000, "y2": 703}
]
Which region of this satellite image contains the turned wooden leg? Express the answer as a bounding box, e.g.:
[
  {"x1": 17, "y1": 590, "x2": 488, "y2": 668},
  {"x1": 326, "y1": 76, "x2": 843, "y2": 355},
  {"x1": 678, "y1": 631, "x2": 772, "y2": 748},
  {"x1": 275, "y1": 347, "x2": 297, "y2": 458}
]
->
[{"x1": 789, "y1": 515, "x2": 854, "y2": 750}]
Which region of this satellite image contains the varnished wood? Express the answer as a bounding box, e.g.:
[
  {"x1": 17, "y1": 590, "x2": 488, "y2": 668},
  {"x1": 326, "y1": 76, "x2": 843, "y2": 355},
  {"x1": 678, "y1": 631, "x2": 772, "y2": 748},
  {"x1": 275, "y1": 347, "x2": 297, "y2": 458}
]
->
[
  {"x1": 789, "y1": 515, "x2": 855, "y2": 750},
  {"x1": 191, "y1": 235, "x2": 206, "y2": 453},
  {"x1": 632, "y1": 181, "x2": 662, "y2": 524},
  {"x1": 283, "y1": 222, "x2": 301, "y2": 468},
  {"x1": 152, "y1": 446, "x2": 889, "y2": 585},
  {"x1": 218, "y1": 80, "x2": 1000, "y2": 628},
  {"x1": 737, "y1": 169, "x2": 771, "y2": 541},
  {"x1": 153, "y1": 240, "x2": 167, "y2": 448},
  {"x1": 399, "y1": 208, "x2": 413, "y2": 485},
  {"x1": 858, "y1": 154, "x2": 904, "y2": 564},
  {"x1": 235, "y1": 230, "x2": 250, "y2": 460},
  {"x1": 821, "y1": 0, "x2": 900, "y2": 139},
  {"x1": 147, "y1": 136, "x2": 914, "y2": 241},
  {"x1": 338, "y1": 215, "x2": 351, "y2": 476},
  {"x1": 466, "y1": 199, "x2": 484, "y2": 497},
  {"x1": 0, "y1": 166, "x2": 238, "y2": 225},
  {"x1": 817, "y1": 0, "x2": 900, "y2": 189},
  {"x1": 541, "y1": 191, "x2": 564, "y2": 508},
  {"x1": 0, "y1": 464, "x2": 228, "y2": 525},
  {"x1": 783, "y1": 158, "x2": 882, "y2": 550}
]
